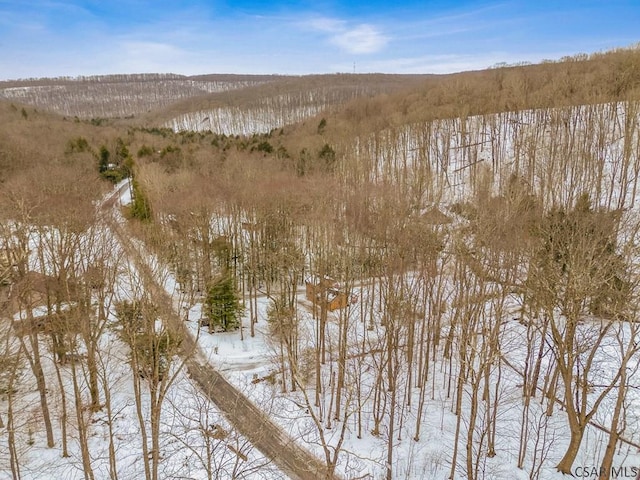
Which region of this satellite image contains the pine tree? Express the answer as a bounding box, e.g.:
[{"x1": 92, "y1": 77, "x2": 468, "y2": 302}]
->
[
  {"x1": 204, "y1": 275, "x2": 241, "y2": 332},
  {"x1": 98, "y1": 146, "x2": 110, "y2": 173},
  {"x1": 130, "y1": 179, "x2": 152, "y2": 222}
]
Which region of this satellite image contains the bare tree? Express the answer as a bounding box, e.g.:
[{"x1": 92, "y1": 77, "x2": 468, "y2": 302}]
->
[
  {"x1": 526, "y1": 194, "x2": 634, "y2": 474},
  {"x1": 115, "y1": 295, "x2": 185, "y2": 480}
]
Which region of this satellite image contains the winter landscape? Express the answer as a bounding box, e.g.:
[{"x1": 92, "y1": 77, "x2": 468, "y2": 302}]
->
[{"x1": 2, "y1": 3, "x2": 640, "y2": 479}]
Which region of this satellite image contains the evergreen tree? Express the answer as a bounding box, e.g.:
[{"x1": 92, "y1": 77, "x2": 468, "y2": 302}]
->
[
  {"x1": 115, "y1": 137, "x2": 130, "y2": 162},
  {"x1": 204, "y1": 275, "x2": 242, "y2": 332},
  {"x1": 317, "y1": 117, "x2": 327, "y2": 134},
  {"x1": 130, "y1": 179, "x2": 152, "y2": 222},
  {"x1": 98, "y1": 146, "x2": 110, "y2": 173},
  {"x1": 318, "y1": 143, "x2": 336, "y2": 173}
]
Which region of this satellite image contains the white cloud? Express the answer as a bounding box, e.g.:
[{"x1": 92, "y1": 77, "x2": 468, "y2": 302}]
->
[
  {"x1": 330, "y1": 24, "x2": 388, "y2": 54},
  {"x1": 306, "y1": 17, "x2": 388, "y2": 54}
]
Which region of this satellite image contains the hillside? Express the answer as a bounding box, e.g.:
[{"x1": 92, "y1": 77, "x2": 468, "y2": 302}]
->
[
  {"x1": 0, "y1": 73, "x2": 276, "y2": 119},
  {"x1": 1, "y1": 46, "x2": 640, "y2": 480},
  {"x1": 0, "y1": 73, "x2": 429, "y2": 125}
]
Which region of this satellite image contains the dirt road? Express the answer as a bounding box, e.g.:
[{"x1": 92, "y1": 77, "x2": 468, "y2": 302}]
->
[{"x1": 103, "y1": 184, "x2": 338, "y2": 480}]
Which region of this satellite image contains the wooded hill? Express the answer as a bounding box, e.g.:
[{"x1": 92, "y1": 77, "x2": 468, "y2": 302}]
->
[
  {"x1": 1, "y1": 46, "x2": 639, "y2": 182},
  {"x1": 2, "y1": 45, "x2": 640, "y2": 480}
]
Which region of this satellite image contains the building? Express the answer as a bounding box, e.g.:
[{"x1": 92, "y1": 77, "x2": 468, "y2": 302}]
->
[{"x1": 305, "y1": 276, "x2": 354, "y2": 311}]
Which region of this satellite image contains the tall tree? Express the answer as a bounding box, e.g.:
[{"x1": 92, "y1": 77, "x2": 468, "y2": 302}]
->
[
  {"x1": 526, "y1": 193, "x2": 631, "y2": 474},
  {"x1": 204, "y1": 275, "x2": 242, "y2": 332}
]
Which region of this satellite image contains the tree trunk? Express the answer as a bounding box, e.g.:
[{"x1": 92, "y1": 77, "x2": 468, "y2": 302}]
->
[
  {"x1": 7, "y1": 352, "x2": 21, "y2": 480},
  {"x1": 599, "y1": 380, "x2": 624, "y2": 480},
  {"x1": 100, "y1": 357, "x2": 119, "y2": 480},
  {"x1": 335, "y1": 305, "x2": 347, "y2": 420},
  {"x1": 555, "y1": 424, "x2": 584, "y2": 474},
  {"x1": 386, "y1": 365, "x2": 396, "y2": 480},
  {"x1": 72, "y1": 360, "x2": 95, "y2": 480},
  {"x1": 151, "y1": 388, "x2": 162, "y2": 480},
  {"x1": 132, "y1": 359, "x2": 152, "y2": 480},
  {"x1": 84, "y1": 301, "x2": 101, "y2": 411},
  {"x1": 27, "y1": 331, "x2": 55, "y2": 448},
  {"x1": 466, "y1": 377, "x2": 480, "y2": 480},
  {"x1": 53, "y1": 356, "x2": 69, "y2": 457}
]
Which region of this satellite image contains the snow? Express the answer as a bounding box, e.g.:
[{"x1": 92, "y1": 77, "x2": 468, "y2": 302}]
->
[
  {"x1": 5, "y1": 99, "x2": 640, "y2": 480},
  {"x1": 0, "y1": 184, "x2": 287, "y2": 480},
  {"x1": 0, "y1": 340, "x2": 283, "y2": 480},
  {"x1": 109, "y1": 199, "x2": 640, "y2": 480},
  {"x1": 168, "y1": 277, "x2": 640, "y2": 480},
  {"x1": 168, "y1": 105, "x2": 323, "y2": 136}
]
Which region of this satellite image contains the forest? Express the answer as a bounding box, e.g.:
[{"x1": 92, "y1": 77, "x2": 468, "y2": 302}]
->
[{"x1": 1, "y1": 45, "x2": 640, "y2": 480}]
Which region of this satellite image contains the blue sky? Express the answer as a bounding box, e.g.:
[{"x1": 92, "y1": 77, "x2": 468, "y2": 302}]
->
[{"x1": 0, "y1": 0, "x2": 638, "y2": 79}]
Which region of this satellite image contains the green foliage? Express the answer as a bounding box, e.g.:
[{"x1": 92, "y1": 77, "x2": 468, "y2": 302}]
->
[
  {"x1": 318, "y1": 143, "x2": 336, "y2": 173},
  {"x1": 130, "y1": 178, "x2": 152, "y2": 222},
  {"x1": 317, "y1": 117, "x2": 327, "y2": 134},
  {"x1": 115, "y1": 138, "x2": 130, "y2": 160},
  {"x1": 266, "y1": 296, "x2": 296, "y2": 342},
  {"x1": 114, "y1": 300, "x2": 147, "y2": 338},
  {"x1": 101, "y1": 169, "x2": 127, "y2": 184},
  {"x1": 253, "y1": 141, "x2": 274, "y2": 154},
  {"x1": 136, "y1": 126, "x2": 173, "y2": 137},
  {"x1": 97, "y1": 138, "x2": 133, "y2": 183},
  {"x1": 121, "y1": 155, "x2": 134, "y2": 178},
  {"x1": 204, "y1": 275, "x2": 242, "y2": 332},
  {"x1": 160, "y1": 145, "x2": 181, "y2": 157},
  {"x1": 66, "y1": 137, "x2": 90, "y2": 154},
  {"x1": 137, "y1": 145, "x2": 154, "y2": 158},
  {"x1": 134, "y1": 329, "x2": 178, "y2": 381},
  {"x1": 178, "y1": 130, "x2": 207, "y2": 143},
  {"x1": 114, "y1": 300, "x2": 180, "y2": 382},
  {"x1": 98, "y1": 145, "x2": 110, "y2": 173}
]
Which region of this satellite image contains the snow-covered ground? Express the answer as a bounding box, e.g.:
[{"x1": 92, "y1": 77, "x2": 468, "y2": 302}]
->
[
  {"x1": 0, "y1": 185, "x2": 286, "y2": 480},
  {"x1": 5, "y1": 98, "x2": 640, "y2": 480},
  {"x1": 177, "y1": 283, "x2": 640, "y2": 480},
  {"x1": 0, "y1": 330, "x2": 283, "y2": 480},
  {"x1": 0, "y1": 76, "x2": 269, "y2": 118},
  {"x1": 151, "y1": 99, "x2": 640, "y2": 479}
]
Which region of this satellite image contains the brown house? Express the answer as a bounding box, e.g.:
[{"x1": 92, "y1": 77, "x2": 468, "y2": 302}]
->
[{"x1": 305, "y1": 276, "x2": 354, "y2": 311}]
